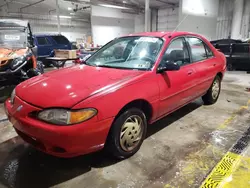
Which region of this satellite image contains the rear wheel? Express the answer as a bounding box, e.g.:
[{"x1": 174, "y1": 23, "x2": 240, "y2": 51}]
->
[
  {"x1": 202, "y1": 75, "x2": 221, "y2": 105},
  {"x1": 106, "y1": 108, "x2": 147, "y2": 159}
]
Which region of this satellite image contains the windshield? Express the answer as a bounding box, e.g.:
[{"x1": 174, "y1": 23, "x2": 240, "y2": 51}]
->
[
  {"x1": 85, "y1": 36, "x2": 164, "y2": 70},
  {"x1": 0, "y1": 30, "x2": 27, "y2": 49}
]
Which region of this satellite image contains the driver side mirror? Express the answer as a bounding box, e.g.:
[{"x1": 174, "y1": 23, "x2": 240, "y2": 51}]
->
[{"x1": 157, "y1": 61, "x2": 180, "y2": 73}]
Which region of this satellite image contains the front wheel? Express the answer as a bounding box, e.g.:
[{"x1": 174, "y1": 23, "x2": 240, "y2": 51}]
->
[
  {"x1": 202, "y1": 75, "x2": 221, "y2": 105},
  {"x1": 106, "y1": 108, "x2": 147, "y2": 159}
]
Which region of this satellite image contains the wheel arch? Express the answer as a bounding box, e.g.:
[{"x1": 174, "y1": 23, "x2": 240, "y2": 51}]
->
[{"x1": 115, "y1": 99, "x2": 153, "y2": 123}]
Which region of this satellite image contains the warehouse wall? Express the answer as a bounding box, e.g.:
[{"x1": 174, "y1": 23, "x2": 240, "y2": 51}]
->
[
  {"x1": 216, "y1": 0, "x2": 234, "y2": 39},
  {"x1": 134, "y1": 9, "x2": 157, "y2": 33},
  {"x1": 135, "y1": 13, "x2": 145, "y2": 33},
  {"x1": 178, "y1": 0, "x2": 219, "y2": 40},
  {"x1": 91, "y1": 5, "x2": 134, "y2": 45},
  {"x1": 157, "y1": 7, "x2": 179, "y2": 32},
  {"x1": 0, "y1": 4, "x2": 91, "y2": 42}
]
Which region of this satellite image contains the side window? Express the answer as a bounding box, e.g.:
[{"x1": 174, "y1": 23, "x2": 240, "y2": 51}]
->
[
  {"x1": 36, "y1": 37, "x2": 50, "y2": 45},
  {"x1": 204, "y1": 44, "x2": 214, "y2": 58},
  {"x1": 162, "y1": 38, "x2": 190, "y2": 66},
  {"x1": 186, "y1": 37, "x2": 207, "y2": 62},
  {"x1": 51, "y1": 36, "x2": 69, "y2": 45}
]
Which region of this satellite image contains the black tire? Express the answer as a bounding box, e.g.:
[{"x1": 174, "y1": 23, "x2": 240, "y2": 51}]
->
[
  {"x1": 106, "y1": 108, "x2": 147, "y2": 159},
  {"x1": 202, "y1": 75, "x2": 221, "y2": 105}
]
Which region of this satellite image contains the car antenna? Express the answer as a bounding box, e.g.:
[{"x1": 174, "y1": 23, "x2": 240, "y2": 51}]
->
[{"x1": 169, "y1": 14, "x2": 189, "y2": 38}]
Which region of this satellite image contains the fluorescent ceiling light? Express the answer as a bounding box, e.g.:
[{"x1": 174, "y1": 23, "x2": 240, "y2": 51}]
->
[
  {"x1": 70, "y1": 12, "x2": 75, "y2": 15},
  {"x1": 60, "y1": 15, "x2": 71, "y2": 18},
  {"x1": 68, "y1": 7, "x2": 72, "y2": 10},
  {"x1": 54, "y1": 15, "x2": 72, "y2": 19},
  {"x1": 98, "y1": 4, "x2": 130, "y2": 10}
]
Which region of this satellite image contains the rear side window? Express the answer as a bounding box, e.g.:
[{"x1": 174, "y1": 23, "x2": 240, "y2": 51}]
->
[
  {"x1": 233, "y1": 44, "x2": 249, "y2": 53},
  {"x1": 204, "y1": 44, "x2": 214, "y2": 58},
  {"x1": 36, "y1": 37, "x2": 51, "y2": 45},
  {"x1": 186, "y1": 37, "x2": 207, "y2": 62},
  {"x1": 51, "y1": 36, "x2": 69, "y2": 45}
]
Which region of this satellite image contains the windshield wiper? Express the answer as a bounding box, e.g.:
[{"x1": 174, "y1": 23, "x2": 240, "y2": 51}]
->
[{"x1": 95, "y1": 64, "x2": 135, "y2": 70}]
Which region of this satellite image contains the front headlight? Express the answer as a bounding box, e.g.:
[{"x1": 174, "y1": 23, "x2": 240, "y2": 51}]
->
[
  {"x1": 10, "y1": 88, "x2": 16, "y2": 105},
  {"x1": 10, "y1": 56, "x2": 26, "y2": 70},
  {"x1": 37, "y1": 108, "x2": 97, "y2": 125}
]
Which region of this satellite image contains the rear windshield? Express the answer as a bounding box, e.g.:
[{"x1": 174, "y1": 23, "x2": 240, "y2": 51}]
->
[{"x1": 51, "y1": 36, "x2": 69, "y2": 45}]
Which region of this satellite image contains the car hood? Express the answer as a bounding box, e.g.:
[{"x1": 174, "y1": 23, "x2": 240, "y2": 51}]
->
[{"x1": 16, "y1": 65, "x2": 144, "y2": 108}]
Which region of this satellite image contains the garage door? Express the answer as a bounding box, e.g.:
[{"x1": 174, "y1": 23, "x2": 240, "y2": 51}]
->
[{"x1": 158, "y1": 7, "x2": 179, "y2": 31}]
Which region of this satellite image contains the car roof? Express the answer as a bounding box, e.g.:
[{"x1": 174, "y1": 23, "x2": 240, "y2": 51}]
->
[
  {"x1": 127, "y1": 31, "x2": 202, "y2": 39},
  {"x1": 33, "y1": 34, "x2": 65, "y2": 37}
]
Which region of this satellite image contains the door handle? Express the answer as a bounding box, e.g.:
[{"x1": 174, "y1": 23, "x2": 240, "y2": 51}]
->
[
  {"x1": 213, "y1": 63, "x2": 216, "y2": 66},
  {"x1": 187, "y1": 70, "x2": 193, "y2": 75}
]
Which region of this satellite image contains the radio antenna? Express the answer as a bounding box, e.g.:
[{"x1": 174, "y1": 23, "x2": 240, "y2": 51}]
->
[{"x1": 169, "y1": 14, "x2": 189, "y2": 37}]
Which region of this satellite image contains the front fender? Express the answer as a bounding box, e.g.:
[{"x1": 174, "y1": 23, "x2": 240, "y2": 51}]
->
[{"x1": 72, "y1": 75, "x2": 160, "y2": 121}]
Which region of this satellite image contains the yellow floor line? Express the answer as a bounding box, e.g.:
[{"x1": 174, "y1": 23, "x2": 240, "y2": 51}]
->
[
  {"x1": 200, "y1": 152, "x2": 242, "y2": 188},
  {"x1": 200, "y1": 152, "x2": 250, "y2": 188},
  {"x1": 200, "y1": 100, "x2": 250, "y2": 188}
]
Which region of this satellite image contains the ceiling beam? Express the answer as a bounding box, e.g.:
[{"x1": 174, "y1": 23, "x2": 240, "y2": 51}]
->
[{"x1": 155, "y1": 0, "x2": 177, "y2": 7}]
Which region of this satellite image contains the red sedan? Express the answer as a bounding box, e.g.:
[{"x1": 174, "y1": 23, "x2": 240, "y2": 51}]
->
[{"x1": 5, "y1": 32, "x2": 226, "y2": 158}]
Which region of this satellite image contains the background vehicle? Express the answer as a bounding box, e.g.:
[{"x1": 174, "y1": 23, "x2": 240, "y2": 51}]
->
[
  {"x1": 33, "y1": 34, "x2": 71, "y2": 66},
  {"x1": 211, "y1": 39, "x2": 250, "y2": 70},
  {"x1": 0, "y1": 19, "x2": 44, "y2": 87}
]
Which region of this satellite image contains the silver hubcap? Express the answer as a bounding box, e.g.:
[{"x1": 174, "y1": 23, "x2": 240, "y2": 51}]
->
[
  {"x1": 120, "y1": 115, "x2": 143, "y2": 152},
  {"x1": 212, "y1": 79, "x2": 220, "y2": 99}
]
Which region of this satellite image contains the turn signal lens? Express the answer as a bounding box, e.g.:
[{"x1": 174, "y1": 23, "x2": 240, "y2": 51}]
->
[{"x1": 69, "y1": 109, "x2": 97, "y2": 124}]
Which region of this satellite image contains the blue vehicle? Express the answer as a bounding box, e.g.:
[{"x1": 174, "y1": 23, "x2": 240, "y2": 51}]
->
[{"x1": 33, "y1": 34, "x2": 72, "y2": 66}]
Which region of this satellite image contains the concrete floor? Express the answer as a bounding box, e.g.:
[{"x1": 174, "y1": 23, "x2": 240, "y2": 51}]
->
[{"x1": 0, "y1": 71, "x2": 249, "y2": 188}]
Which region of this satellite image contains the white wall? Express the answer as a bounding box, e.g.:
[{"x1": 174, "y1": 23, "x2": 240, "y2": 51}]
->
[
  {"x1": 158, "y1": 7, "x2": 179, "y2": 31},
  {"x1": 178, "y1": 0, "x2": 219, "y2": 40},
  {"x1": 216, "y1": 0, "x2": 234, "y2": 39},
  {"x1": 91, "y1": 5, "x2": 134, "y2": 45},
  {"x1": 134, "y1": 14, "x2": 145, "y2": 33}
]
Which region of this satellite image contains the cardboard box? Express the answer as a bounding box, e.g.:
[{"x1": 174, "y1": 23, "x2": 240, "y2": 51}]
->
[{"x1": 54, "y1": 50, "x2": 77, "y2": 59}]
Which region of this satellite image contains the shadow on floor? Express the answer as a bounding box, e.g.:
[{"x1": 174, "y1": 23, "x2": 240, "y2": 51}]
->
[{"x1": 0, "y1": 100, "x2": 202, "y2": 188}]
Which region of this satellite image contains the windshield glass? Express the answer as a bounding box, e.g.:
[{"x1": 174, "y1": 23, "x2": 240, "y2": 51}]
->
[
  {"x1": 85, "y1": 36, "x2": 164, "y2": 70},
  {"x1": 0, "y1": 30, "x2": 27, "y2": 49}
]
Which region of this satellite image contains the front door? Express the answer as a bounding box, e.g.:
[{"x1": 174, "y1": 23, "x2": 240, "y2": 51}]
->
[{"x1": 157, "y1": 37, "x2": 198, "y2": 117}]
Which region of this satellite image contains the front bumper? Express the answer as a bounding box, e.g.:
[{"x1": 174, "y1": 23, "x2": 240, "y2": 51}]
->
[{"x1": 5, "y1": 96, "x2": 114, "y2": 158}]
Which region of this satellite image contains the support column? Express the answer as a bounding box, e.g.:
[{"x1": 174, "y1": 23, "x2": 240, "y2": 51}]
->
[
  {"x1": 231, "y1": 0, "x2": 244, "y2": 39},
  {"x1": 145, "y1": 0, "x2": 151, "y2": 32},
  {"x1": 56, "y1": 0, "x2": 61, "y2": 34},
  {"x1": 242, "y1": 0, "x2": 250, "y2": 39}
]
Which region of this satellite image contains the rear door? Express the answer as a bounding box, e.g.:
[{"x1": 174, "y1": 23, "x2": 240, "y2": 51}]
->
[
  {"x1": 50, "y1": 35, "x2": 71, "y2": 50},
  {"x1": 185, "y1": 37, "x2": 217, "y2": 95},
  {"x1": 35, "y1": 36, "x2": 53, "y2": 57}
]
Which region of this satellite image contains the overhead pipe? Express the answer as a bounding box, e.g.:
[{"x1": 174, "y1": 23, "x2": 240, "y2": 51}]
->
[
  {"x1": 6, "y1": 12, "x2": 90, "y2": 22},
  {"x1": 20, "y1": 0, "x2": 45, "y2": 10}
]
